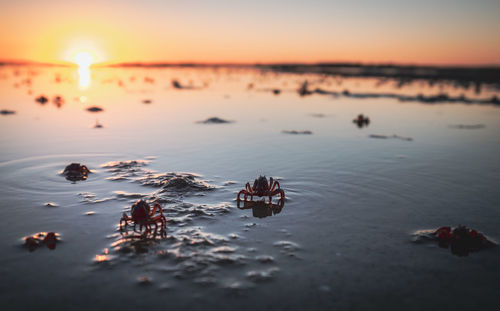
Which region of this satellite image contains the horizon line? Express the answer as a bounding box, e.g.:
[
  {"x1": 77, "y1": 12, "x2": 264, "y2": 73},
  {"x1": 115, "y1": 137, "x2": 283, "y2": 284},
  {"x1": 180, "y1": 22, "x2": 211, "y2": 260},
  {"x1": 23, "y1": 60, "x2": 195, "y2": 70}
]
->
[{"x1": 1, "y1": 59, "x2": 500, "y2": 69}]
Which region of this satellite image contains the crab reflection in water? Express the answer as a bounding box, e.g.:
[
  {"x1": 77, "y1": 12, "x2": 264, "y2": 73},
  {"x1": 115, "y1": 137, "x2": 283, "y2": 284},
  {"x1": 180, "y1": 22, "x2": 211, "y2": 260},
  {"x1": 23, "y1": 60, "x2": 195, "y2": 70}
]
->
[
  {"x1": 237, "y1": 199, "x2": 284, "y2": 218},
  {"x1": 113, "y1": 234, "x2": 160, "y2": 254}
]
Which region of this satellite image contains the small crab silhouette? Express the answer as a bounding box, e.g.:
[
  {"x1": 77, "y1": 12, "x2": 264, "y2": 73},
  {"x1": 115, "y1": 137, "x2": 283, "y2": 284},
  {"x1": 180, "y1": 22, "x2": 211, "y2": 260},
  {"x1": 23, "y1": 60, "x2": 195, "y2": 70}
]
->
[
  {"x1": 62, "y1": 163, "x2": 89, "y2": 181},
  {"x1": 353, "y1": 114, "x2": 370, "y2": 128}
]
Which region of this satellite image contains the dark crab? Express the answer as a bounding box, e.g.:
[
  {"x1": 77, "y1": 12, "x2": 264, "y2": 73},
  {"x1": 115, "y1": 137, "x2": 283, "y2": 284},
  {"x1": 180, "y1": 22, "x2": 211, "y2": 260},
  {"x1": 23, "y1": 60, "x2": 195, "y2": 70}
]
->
[
  {"x1": 237, "y1": 176, "x2": 285, "y2": 204},
  {"x1": 23, "y1": 232, "x2": 60, "y2": 252},
  {"x1": 353, "y1": 114, "x2": 370, "y2": 128},
  {"x1": 35, "y1": 95, "x2": 48, "y2": 104},
  {"x1": 120, "y1": 200, "x2": 166, "y2": 238},
  {"x1": 62, "y1": 163, "x2": 90, "y2": 181},
  {"x1": 433, "y1": 225, "x2": 495, "y2": 256}
]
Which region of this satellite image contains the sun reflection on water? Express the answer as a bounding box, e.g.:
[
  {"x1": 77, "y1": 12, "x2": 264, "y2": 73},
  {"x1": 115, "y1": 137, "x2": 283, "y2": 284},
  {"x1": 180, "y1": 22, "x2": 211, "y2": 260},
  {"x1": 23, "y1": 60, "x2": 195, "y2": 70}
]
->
[
  {"x1": 74, "y1": 52, "x2": 93, "y2": 90},
  {"x1": 94, "y1": 248, "x2": 111, "y2": 262},
  {"x1": 78, "y1": 67, "x2": 91, "y2": 89}
]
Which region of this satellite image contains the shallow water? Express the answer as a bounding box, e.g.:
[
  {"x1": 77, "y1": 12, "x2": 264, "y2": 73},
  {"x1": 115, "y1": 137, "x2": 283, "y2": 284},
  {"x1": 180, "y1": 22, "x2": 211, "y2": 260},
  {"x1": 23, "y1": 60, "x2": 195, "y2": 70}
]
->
[{"x1": 1, "y1": 65, "x2": 500, "y2": 310}]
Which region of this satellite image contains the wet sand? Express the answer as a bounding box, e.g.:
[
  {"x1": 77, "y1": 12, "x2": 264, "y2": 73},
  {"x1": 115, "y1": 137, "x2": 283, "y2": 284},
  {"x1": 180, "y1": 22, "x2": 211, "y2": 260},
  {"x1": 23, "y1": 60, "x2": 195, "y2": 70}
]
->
[{"x1": 0, "y1": 65, "x2": 500, "y2": 310}]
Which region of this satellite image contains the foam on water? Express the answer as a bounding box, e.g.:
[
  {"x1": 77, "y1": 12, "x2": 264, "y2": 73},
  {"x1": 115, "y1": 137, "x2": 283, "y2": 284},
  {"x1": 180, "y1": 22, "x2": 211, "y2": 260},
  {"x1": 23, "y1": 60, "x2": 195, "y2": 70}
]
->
[{"x1": 89, "y1": 158, "x2": 300, "y2": 288}]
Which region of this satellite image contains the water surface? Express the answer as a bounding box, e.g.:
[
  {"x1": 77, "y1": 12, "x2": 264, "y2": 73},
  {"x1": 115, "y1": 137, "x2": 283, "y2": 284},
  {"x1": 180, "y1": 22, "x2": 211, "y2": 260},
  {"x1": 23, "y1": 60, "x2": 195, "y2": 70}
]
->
[{"x1": 1, "y1": 65, "x2": 500, "y2": 310}]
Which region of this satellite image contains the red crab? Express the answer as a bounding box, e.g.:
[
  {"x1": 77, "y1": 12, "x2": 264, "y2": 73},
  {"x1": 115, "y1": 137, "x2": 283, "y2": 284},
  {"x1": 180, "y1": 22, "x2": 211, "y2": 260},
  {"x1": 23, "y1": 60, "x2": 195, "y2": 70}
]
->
[
  {"x1": 237, "y1": 176, "x2": 285, "y2": 204},
  {"x1": 23, "y1": 232, "x2": 60, "y2": 252},
  {"x1": 433, "y1": 225, "x2": 494, "y2": 256},
  {"x1": 120, "y1": 200, "x2": 166, "y2": 238}
]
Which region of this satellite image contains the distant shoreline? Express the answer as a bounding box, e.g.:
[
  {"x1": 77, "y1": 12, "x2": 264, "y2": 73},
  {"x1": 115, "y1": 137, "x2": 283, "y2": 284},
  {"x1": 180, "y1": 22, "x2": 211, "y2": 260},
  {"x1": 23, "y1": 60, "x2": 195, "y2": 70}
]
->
[
  {"x1": 2, "y1": 60, "x2": 500, "y2": 69},
  {"x1": 2, "y1": 60, "x2": 499, "y2": 85}
]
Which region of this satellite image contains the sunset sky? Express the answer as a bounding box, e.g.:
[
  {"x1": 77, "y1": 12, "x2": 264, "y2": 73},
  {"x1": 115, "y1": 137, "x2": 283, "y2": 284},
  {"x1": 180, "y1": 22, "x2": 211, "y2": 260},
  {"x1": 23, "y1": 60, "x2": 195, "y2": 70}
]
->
[{"x1": 1, "y1": 0, "x2": 499, "y2": 65}]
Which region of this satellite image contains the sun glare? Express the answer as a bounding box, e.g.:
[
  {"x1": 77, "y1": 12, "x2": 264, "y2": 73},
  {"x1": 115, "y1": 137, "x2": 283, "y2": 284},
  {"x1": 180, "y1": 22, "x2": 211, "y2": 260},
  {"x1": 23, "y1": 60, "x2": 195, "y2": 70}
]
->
[
  {"x1": 74, "y1": 52, "x2": 93, "y2": 68},
  {"x1": 74, "y1": 51, "x2": 93, "y2": 89}
]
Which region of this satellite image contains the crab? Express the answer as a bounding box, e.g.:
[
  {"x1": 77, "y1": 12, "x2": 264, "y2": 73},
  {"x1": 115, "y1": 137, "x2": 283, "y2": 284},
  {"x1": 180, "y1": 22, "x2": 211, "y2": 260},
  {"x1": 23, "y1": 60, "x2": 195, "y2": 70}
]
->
[
  {"x1": 353, "y1": 114, "x2": 370, "y2": 128},
  {"x1": 237, "y1": 176, "x2": 285, "y2": 204},
  {"x1": 23, "y1": 232, "x2": 59, "y2": 252},
  {"x1": 63, "y1": 163, "x2": 90, "y2": 181},
  {"x1": 120, "y1": 200, "x2": 166, "y2": 238},
  {"x1": 433, "y1": 225, "x2": 495, "y2": 256},
  {"x1": 35, "y1": 95, "x2": 48, "y2": 104}
]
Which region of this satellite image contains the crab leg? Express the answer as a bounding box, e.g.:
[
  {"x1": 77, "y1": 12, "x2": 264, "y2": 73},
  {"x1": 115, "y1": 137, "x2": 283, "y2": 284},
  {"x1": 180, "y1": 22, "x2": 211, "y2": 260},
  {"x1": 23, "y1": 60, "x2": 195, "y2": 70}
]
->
[
  {"x1": 157, "y1": 218, "x2": 165, "y2": 235},
  {"x1": 159, "y1": 217, "x2": 167, "y2": 237},
  {"x1": 151, "y1": 214, "x2": 166, "y2": 230},
  {"x1": 270, "y1": 177, "x2": 279, "y2": 192},
  {"x1": 237, "y1": 182, "x2": 254, "y2": 201},
  {"x1": 120, "y1": 213, "x2": 130, "y2": 229},
  {"x1": 155, "y1": 219, "x2": 165, "y2": 238},
  {"x1": 141, "y1": 224, "x2": 149, "y2": 238},
  {"x1": 246, "y1": 179, "x2": 257, "y2": 200},
  {"x1": 270, "y1": 178, "x2": 281, "y2": 192},
  {"x1": 247, "y1": 182, "x2": 254, "y2": 200},
  {"x1": 152, "y1": 222, "x2": 158, "y2": 237},
  {"x1": 237, "y1": 190, "x2": 247, "y2": 201},
  {"x1": 269, "y1": 188, "x2": 285, "y2": 204},
  {"x1": 151, "y1": 204, "x2": 162, "y2": 217}
]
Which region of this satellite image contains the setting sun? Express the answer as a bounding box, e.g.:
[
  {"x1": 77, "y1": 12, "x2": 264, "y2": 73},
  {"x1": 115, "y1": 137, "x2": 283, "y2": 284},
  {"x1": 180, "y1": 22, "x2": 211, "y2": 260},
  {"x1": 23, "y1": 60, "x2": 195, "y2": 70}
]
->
[{"x1": 74, "y1": 52, "x2": 93, "y2": 68}]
